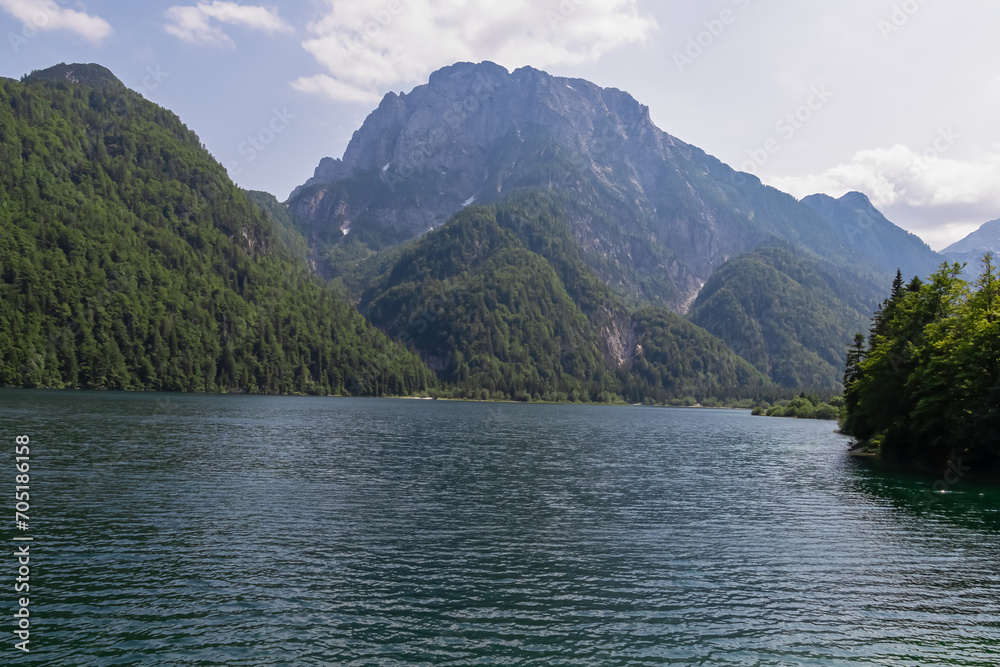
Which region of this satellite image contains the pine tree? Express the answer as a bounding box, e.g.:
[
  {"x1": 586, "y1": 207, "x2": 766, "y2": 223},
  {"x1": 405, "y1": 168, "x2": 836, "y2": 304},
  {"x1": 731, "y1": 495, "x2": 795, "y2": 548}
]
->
[
  {"x1": 869, "y1": 269, "x2": 906, "y2": 346},
  {"x1": 891, "y1": 269, "x2": 905, "y2": 300},
  {"x1": 976, "y1": 252, "x2": 997, "y2": 319},
  {"x1": 844, "y1": 333, "x2": 866, "y2": 388}
]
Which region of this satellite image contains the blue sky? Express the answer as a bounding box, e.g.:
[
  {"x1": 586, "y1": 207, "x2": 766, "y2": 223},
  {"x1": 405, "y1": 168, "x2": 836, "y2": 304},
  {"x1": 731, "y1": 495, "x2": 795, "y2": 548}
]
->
[{"x1": 2, "y1": 0, "x2": 998, "y2": 249}]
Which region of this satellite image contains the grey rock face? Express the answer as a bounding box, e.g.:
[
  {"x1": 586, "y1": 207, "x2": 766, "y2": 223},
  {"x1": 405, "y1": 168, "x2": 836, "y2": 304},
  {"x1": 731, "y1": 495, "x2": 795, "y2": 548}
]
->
[
  {"x1": 801, "y1": 191, "x2": 943, "y2": 280},
  {"x1": 288, "y1": 61, "x2": 857, "y2": 311},
  {"x1": 289, "y1": 158, "x2": 350, "y2": 200}
]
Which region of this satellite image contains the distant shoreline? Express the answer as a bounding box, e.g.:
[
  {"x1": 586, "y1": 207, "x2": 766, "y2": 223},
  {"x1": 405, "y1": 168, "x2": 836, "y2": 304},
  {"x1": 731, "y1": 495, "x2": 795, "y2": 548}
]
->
[{"x1": 2, "y1": 387, "x2": 756, "y2": 410}]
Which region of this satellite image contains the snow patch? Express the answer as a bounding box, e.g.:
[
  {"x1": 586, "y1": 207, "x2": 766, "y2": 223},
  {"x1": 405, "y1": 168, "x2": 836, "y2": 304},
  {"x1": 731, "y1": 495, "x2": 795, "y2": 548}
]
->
[
  {"x1": 463, "y1": 195, "x2": 477, "y2": 207},
  {"x1": 342, "y1": 227, "x2": 351, "y2": 236},
  {"x1": 382, "y1": 163, "x2": 390, "y2": 172}
]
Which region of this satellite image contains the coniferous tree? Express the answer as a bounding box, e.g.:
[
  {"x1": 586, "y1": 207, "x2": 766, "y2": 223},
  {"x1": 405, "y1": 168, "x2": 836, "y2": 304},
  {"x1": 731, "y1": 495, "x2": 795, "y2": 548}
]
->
[
  {"x1": 842, "y1": 257, "x2": 1000, "y2": 472},
  {"x1": 0, "y1": 73, "x2": 435, "y2": 396}
]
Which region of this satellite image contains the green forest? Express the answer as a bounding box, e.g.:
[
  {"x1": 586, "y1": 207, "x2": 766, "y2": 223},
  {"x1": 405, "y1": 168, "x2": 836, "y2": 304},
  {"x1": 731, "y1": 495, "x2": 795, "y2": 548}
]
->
[
  {"x1": 689, "y1": 246, "x2": 874, "y2": 390},
  {"x1": 842, "y1": 260, "x2": 1000, "y2": 472},
  {"x1": 355, "y1": 193, "x2": 777, "y2": 403},
  {"x1": 2, "y1": 65, "x2": 903, "y2": 407},
  {"x1": 0, "y1": 69, "x2": 784, "y2": 403},
  {"x1": 0, "y1": 69, "x2": 434, "y2": 395}
]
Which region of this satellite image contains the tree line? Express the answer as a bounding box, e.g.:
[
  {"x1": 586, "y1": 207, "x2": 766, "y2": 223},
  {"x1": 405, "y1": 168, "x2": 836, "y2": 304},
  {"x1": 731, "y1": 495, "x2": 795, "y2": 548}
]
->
[{"x1": 842, "y1": 258, "x2": 1000, "y2": 472}]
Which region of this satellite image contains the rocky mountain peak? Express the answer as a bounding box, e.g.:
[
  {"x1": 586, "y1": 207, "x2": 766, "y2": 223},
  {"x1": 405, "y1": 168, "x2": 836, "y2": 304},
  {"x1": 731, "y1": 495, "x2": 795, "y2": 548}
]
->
[
  {"x1": 289, "y1": 157, "x2": 350, "y2": 200},
  {"x1": 286, "y1": 61, "x2": 939, "y2": 313},
  {"x1": 25, "y1": 63, "x2": 124, "y2": 88},
  {"x1": 943, "y1": 218, "x2": 1000, "y2": 256},
  {"x1": 838, "y1": 191, "x2": 875, "y2": 208},
  {"x1": 302, "y1": 60, "x2": 670, "y2": 192},
  {"x1": 801, "y1": 190, "x2": 941, "y2": 281}
]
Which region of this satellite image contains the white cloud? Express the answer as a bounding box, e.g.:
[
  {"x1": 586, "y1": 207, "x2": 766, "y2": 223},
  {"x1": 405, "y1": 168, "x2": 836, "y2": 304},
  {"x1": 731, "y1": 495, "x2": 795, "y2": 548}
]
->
[
  {"x1": 295, "y1": 0, "x2": 657, "y2": 103},
  {"x1": 763, "y1": 143, "x2": 1000, "y2": 249},
  {"x1": 767, "y1": 144, "x2": 1000, "y2": 211},
  {"x1": 0, "y1": 0, "x2": 113, "y2": 43},
  {"x1": 165, "y1": 6, "x2": 231, "y2": 47},
  {"x1": 165, "y1": 2, "x2": 291, "y2": 48},
  {"x1": 291, "y1": 74, "x2": 381, "y2": 105},
  {"x1": 197, "y1": 1, "x2": 292, "y2": 33}
]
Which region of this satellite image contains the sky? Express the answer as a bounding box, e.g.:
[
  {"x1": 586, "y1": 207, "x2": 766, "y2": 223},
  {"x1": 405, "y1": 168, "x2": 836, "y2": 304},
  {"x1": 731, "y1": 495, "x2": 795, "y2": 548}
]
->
[{"x1": 2, "y1": 0, "x2": 998, "y2": 250}]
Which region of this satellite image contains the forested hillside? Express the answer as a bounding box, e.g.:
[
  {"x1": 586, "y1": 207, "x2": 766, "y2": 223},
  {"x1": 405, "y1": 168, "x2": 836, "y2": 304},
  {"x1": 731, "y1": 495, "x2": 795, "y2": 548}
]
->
[
  {"x1": 287, "y1": 61, "x2": 874, "y2": 314},
  {"x1": 286, "y1": 62, "x2": 946, "y2": 390},
  {"x1": 352, "y1": 193, "x2": 775, "y2": 403},
  {"x1": 689, "y1": 247, "x2": 875, "y2": 390},
  {"x1": 0, "y1": 66, "x2": 433, "y2": 395},
  {"x1": 5, "y1": 61, "x2": 944, "y2": 404},
  {"x1": 843, "y1": 257, "x2": 1000, "y2": 472}
]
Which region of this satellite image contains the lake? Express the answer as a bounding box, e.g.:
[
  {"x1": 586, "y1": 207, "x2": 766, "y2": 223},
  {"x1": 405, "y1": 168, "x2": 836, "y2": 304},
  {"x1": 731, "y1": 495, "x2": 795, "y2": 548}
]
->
[{"x1": 3, "y1": 390, "x2": 999, "y2": 665}]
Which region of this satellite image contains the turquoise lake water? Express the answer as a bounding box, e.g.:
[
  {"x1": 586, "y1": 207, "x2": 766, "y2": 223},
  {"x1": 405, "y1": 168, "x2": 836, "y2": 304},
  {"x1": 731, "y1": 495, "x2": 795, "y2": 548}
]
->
[{"x1": 2, "y1": 390, "x2": 999, "y2": 665}]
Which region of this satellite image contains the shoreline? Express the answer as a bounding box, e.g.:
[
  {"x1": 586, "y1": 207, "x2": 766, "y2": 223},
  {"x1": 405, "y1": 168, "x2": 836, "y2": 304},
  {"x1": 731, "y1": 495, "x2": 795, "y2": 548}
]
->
[{"x1": 1, "y1": 387, "x2": 757, "y2": 410}]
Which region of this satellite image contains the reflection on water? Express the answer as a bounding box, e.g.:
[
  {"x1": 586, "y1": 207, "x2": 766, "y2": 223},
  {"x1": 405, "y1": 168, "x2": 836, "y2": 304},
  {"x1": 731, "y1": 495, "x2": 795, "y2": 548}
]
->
[
  {"x1": 2, "y1": 390, "x2": 999, "y2": 666},
  {"x1": 847, "y1": 456, "x2": 1000, "y2": 533}
]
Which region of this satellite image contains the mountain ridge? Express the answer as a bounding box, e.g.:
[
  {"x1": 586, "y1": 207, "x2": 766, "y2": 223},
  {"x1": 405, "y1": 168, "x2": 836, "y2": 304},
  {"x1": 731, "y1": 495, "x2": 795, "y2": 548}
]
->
[
  {"x1": 2, "y1": 60, "x2": 948, "y2": 396},
  {"x1": 0, "y1": 64, "x2": 434, "y2": 395},
  {"x1": 287, "y1": 61, "x2": 936, "y2": 319},
  {"x1": 24, "y1": 62, "x2": 124, "y2": 88},
  {"x1": 801, "y1": 191, "x2": 943, "y2": 280},
  {"x1": 943, "y1": 217, "x2": 1000, "y2": 256},
  {"x1": 353, "y1": 191, "x2": 776, "y2": 401},
  {"x1": 285, "y1": 61, "x2": 945, "y2": 388}
]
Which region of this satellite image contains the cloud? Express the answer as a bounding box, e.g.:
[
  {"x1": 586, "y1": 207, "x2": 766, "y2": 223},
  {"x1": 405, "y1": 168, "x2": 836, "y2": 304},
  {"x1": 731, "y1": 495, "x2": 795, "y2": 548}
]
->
[
  {"x1": 165, "y1": 2, "x2": 291, "y2": 48},
  {"x1": 295, "y1": 0, "x2": 657, "y2": 103},
  {"x1": 767, "y1": 144, "x2": 1000, "y2": 212},
  {"x1": 0, "y1": 0, "x2": 113, "y2": 43},
  {"x1": 165, "y1": 6, "x2": 231, "y2": 47},
  {"x1": 763, "y1": 139, "x2": 1000, "y2": 249},
  {"x1": 291, "y1": 75, "x2": 381, "y2": 105}
]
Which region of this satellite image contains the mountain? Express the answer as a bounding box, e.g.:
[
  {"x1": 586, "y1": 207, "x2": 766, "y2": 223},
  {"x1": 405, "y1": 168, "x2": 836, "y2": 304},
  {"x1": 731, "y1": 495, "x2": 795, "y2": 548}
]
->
[
  {"x1": 24, "y1": 62, "x2": 125, "y2": 88},
  {"x1": 0, "y1": 65, "x2": 434, "y2": 395},
  {"x1": 801, "y1": 191, "x2": 943, "y2": 280},
  {"x1": 691, "y1": 193, "x2": 942, "y2": 390},
  {"x1": 352, "y1": 192, "x2": 775, "y2": 402},
  {"x1": 288, "y1": 61, "x2": 881, "y2": 314},
  {"x1": 3, "y1": 60, "x2": 941, "y2": 398},
  {"x1": 243, "y1": 189, "x2": 311, "y2": 267},
  {"x1": 688, "y1": 247, "x2": 874, "y2": 390},
  {"x1": 942, "y1": 218, "x2": 1000, "y2": 270},
  {"x1": 288, "y1": 61, "x2": 945, "y2": 389}
]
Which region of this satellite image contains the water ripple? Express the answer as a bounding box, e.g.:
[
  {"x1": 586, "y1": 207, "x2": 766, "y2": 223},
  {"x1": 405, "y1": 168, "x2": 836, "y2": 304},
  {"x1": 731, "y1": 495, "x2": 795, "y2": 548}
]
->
[{"x1": 2, "y1": 391, "x2": 999, "y2": 665}]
